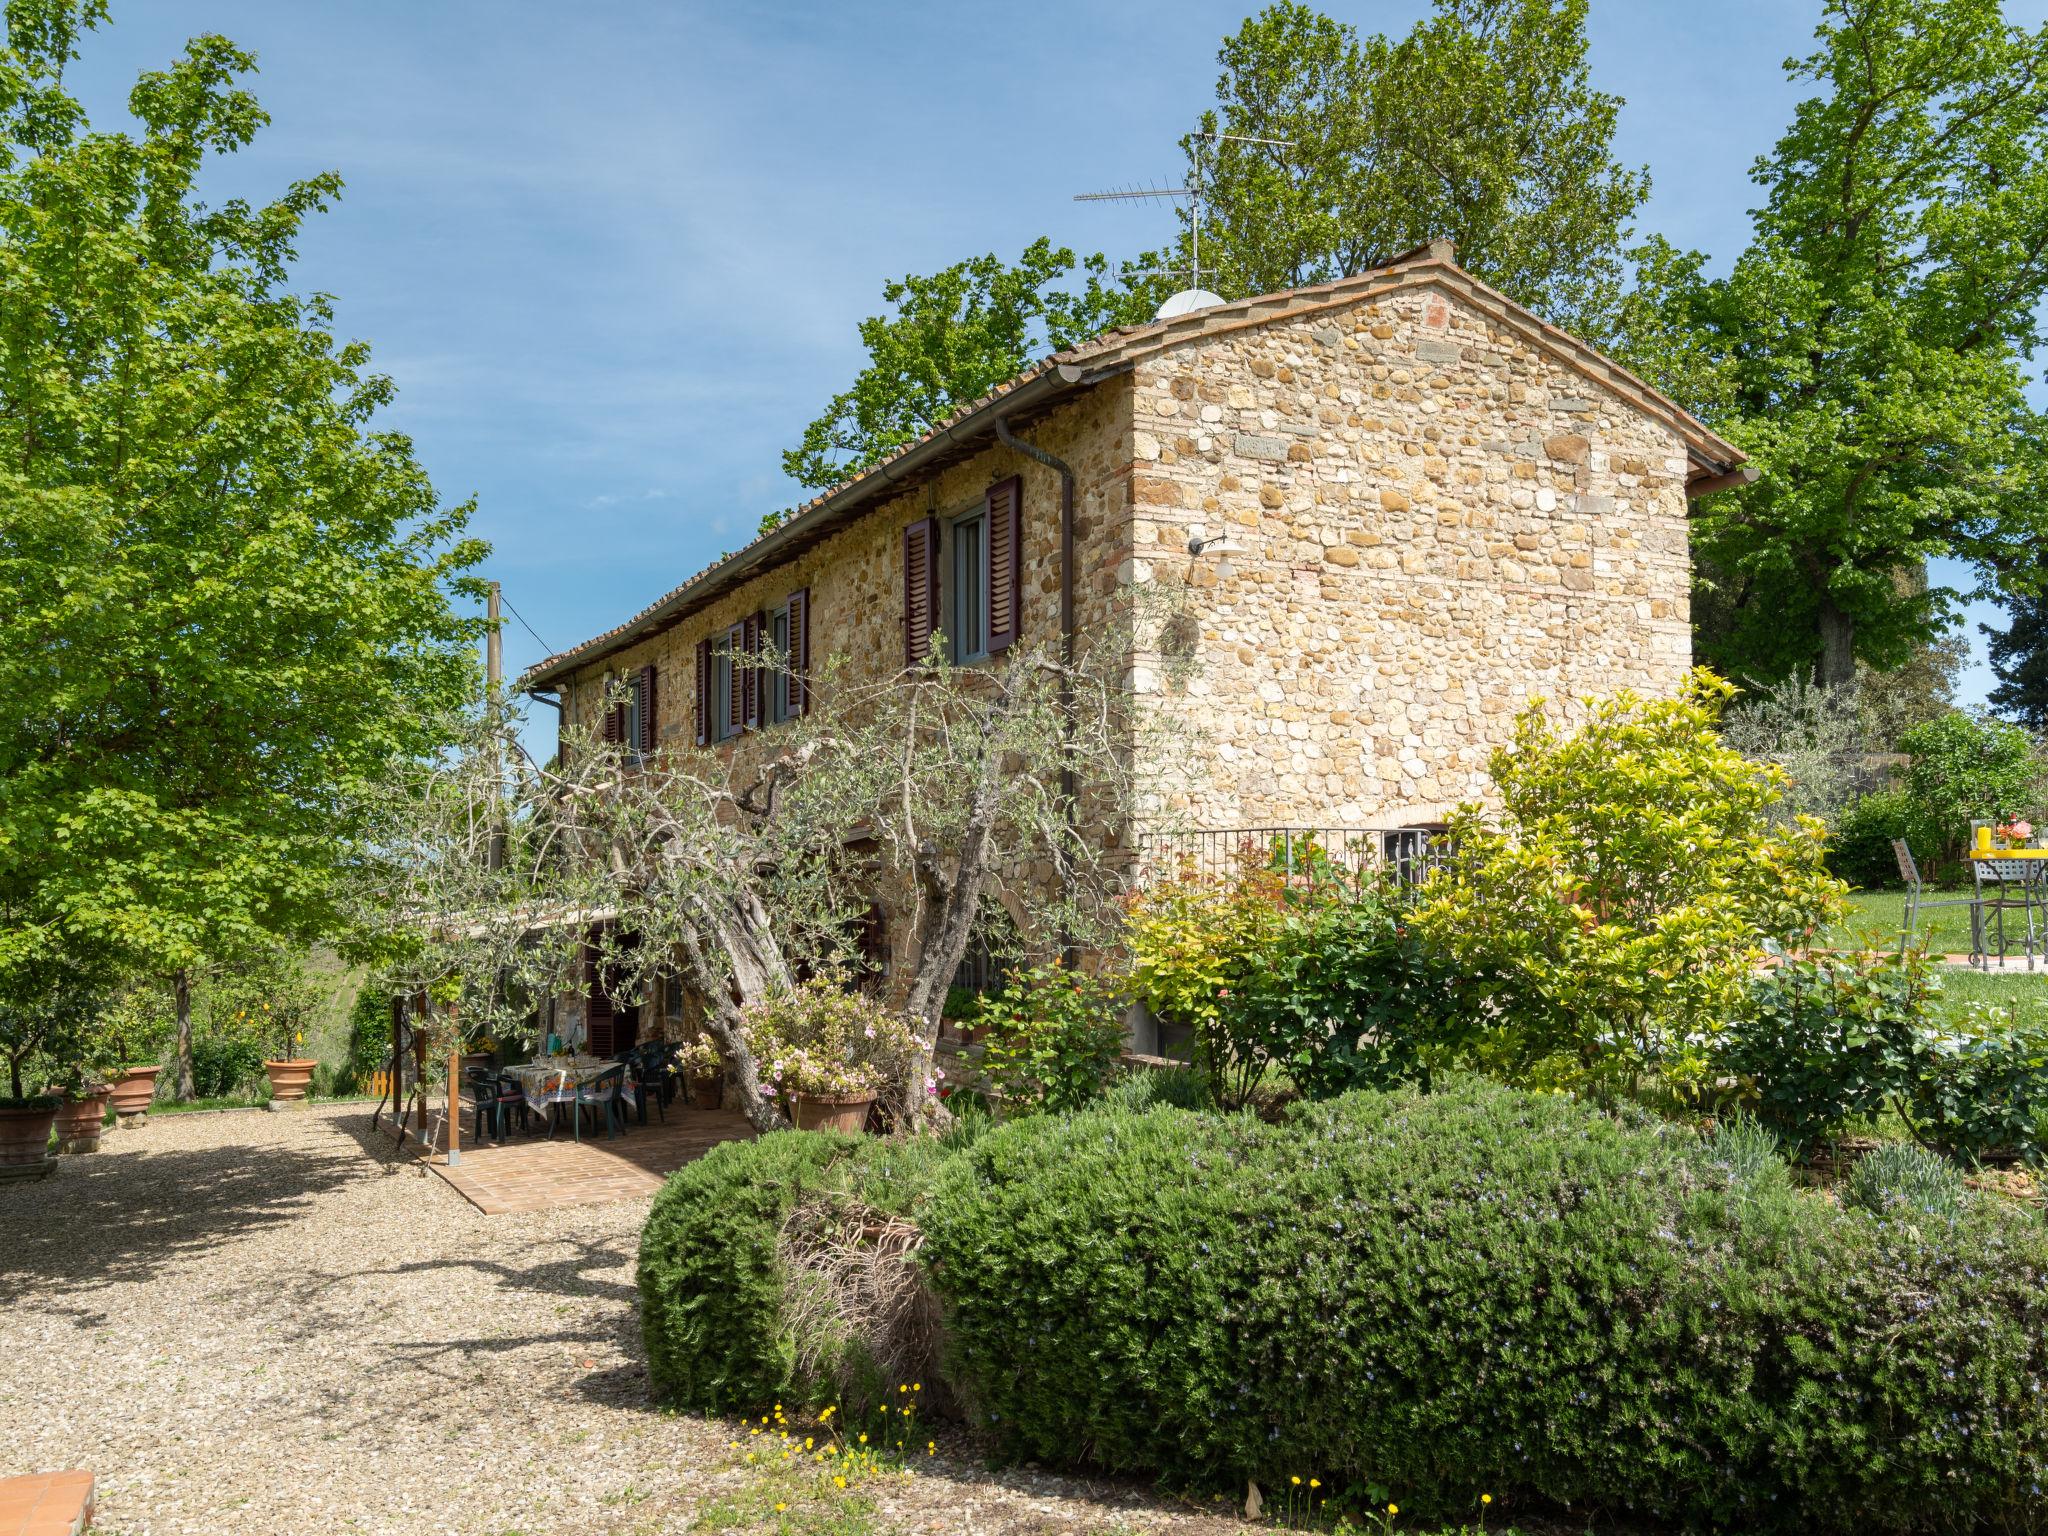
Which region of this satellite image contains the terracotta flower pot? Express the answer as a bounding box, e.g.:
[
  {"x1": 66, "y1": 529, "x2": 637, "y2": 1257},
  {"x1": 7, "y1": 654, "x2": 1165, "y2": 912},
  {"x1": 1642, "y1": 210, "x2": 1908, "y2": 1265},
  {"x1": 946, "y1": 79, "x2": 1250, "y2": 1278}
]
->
[
  {"x1": 689, "y1": 1074, "x2": 724, "y2": 1111},
  {"x1": 263, "y1": 1059, "x2": 318, "y2": 1103},
  {"x1": 52, "y1": 1090, "x2": 111, "y2": 1155},
  {"x1": 791, "y1": 1092, "x2": 875, "y2": 1135},
  {"x1": 0, "y1": 1101, "x2": 59, "y2": 1181},
  {"x1": 108, "y1": 1064, "x2": 161, "y2": 1127}
]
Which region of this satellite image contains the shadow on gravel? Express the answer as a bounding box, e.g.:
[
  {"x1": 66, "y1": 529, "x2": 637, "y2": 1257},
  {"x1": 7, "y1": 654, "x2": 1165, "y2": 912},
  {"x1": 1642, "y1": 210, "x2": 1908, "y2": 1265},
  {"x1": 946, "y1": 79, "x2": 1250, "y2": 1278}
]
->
[{"x1": 0, "y1": 1132, "x2": 370, "y2": 1295}]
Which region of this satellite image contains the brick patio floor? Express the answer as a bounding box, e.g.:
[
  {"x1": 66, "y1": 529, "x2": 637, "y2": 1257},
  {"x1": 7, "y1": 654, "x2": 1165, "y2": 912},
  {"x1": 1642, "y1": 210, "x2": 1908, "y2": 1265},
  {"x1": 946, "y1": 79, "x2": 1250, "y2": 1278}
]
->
[{"x1": 426, "y1": 1101, "x2": 753, "y2": 1214}]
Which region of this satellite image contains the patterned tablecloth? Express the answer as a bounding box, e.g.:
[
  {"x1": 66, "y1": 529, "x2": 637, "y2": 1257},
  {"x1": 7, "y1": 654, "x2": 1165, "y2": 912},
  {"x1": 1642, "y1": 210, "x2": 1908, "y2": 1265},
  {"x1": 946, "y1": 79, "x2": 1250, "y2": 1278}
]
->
[{"x1": 506, "y1": 1057, "x2": 637, "y2": 1116}]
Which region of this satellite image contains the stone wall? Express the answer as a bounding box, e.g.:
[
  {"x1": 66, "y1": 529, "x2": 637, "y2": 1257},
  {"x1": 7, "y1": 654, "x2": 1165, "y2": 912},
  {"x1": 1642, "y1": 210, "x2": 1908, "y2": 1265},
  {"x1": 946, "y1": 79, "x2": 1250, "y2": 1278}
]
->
[{"x1": 1124, "y1": 281, "x2": 1694, "y2": 831}]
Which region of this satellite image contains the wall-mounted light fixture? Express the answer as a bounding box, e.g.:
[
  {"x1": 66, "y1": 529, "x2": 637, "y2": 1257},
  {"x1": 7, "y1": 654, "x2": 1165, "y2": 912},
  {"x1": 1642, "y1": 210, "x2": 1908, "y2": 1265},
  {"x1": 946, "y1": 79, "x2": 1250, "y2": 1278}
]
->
[{"x1": 1186, "y1": 524, "x2": 1244, "y2": 558}]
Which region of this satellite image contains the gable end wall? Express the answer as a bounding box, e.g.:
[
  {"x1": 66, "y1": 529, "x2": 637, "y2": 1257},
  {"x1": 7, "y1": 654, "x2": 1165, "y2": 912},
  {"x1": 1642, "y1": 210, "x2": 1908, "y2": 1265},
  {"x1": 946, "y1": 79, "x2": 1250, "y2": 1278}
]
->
[{"x1": 1127, "y1": 282, "x2": 1693, "y2": 829}]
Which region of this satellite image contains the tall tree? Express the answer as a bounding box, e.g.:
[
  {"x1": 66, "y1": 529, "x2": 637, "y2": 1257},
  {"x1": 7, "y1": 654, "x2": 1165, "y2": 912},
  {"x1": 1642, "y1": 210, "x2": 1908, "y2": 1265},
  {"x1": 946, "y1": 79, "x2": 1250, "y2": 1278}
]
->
[
  {"x1": 781, "y1": 239, "x2": 1156, "y2": 495},
  {"x1": 1153, "y1": 0, "x2": 1647, "y2": 336},
  {"x1": 0, "y1": 0, "x2": 487, "y2": 1095},
  {"x1": 1985, "y1": 591, "x2": 2048, "y2": 732},
  {"x1": 1617, "y1": 0, "x2": 2048, "y2": 688}
]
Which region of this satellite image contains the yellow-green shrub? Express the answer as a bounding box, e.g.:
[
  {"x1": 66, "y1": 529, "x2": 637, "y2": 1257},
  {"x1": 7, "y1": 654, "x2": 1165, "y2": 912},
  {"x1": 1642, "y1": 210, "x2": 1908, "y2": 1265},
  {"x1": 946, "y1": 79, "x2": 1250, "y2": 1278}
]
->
[{"x1": 1410, "y1": 670, "x2": 1845, "y2": 1100}]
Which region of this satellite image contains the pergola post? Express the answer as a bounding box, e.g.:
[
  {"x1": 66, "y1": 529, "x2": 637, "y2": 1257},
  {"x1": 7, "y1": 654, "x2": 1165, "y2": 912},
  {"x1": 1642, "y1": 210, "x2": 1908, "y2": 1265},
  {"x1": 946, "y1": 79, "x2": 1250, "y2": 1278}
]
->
[{"x1": 446, "y1": 998, "x2": 462, "y2": 1167}]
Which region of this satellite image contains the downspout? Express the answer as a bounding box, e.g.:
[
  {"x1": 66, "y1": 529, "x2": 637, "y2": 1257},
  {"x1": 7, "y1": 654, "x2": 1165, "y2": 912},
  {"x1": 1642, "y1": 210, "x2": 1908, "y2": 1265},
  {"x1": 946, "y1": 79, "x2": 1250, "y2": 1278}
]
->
[{"x1": 994, "y1": 412, "x2": 1079, "y2": 964}]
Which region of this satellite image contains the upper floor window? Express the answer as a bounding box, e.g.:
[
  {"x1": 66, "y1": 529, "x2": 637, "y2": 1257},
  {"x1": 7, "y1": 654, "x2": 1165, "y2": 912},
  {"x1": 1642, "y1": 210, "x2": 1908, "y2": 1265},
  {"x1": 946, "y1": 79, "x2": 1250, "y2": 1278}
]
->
[
  {"x1": 903, "y1": 475, "x2": 1022, "y2": 666},
  {"x1": 708, "y1": 637, "x2": 738, "y2": 743},
  {"x1": 601, "y1": 665, "x2": 657, "y2": 758},
  {"x1": 695, "y1": 587, "x2": 809, "y2": 744},
  {"x1": 768, "y1": 600, "x2": 797, "y2": 724},
  {"x1": 950, "y1": 508, "x2": 988, "y2": 663}
]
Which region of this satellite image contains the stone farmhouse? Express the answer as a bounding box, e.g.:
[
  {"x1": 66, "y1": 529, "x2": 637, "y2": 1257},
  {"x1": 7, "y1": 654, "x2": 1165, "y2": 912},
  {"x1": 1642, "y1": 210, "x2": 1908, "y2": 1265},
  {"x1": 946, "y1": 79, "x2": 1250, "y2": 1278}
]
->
[{"x1": 517, "y1": 239, "x2": 1746, "y2": 1050}]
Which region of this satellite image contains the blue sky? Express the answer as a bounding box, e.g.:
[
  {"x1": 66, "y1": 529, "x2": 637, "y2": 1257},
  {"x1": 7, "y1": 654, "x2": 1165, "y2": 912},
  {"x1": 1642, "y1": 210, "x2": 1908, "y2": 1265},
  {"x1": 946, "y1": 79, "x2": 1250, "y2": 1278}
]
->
[{"x1": 74, "y1": 1, "x2": 2047, "y2": 712}]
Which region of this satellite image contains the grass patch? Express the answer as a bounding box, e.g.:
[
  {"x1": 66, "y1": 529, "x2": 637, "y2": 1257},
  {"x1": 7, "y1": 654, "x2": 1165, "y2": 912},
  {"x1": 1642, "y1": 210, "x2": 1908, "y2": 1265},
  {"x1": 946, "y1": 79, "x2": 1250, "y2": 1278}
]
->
[
  {"x1": 691, "y1": 1450, "x2": 881, "y2": 1536},
  {"x1": 152, "y1": 1095, "x2": 269, "y2": 1114}
]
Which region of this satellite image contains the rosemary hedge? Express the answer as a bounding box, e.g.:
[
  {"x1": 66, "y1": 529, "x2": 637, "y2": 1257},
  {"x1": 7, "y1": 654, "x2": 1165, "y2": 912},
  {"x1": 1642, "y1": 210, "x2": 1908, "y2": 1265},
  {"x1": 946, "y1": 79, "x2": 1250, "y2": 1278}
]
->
[{"x1": 641, "y1": 1081, "x2": 2048, "y2": 1532}]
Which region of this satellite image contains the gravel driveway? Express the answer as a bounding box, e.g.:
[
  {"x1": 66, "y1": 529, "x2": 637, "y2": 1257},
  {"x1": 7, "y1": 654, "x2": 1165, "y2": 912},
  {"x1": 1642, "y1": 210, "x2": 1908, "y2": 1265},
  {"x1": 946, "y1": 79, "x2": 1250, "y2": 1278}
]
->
[{"x1": 0, "y1": 1104, "x2": 1247, "y2": 1536}]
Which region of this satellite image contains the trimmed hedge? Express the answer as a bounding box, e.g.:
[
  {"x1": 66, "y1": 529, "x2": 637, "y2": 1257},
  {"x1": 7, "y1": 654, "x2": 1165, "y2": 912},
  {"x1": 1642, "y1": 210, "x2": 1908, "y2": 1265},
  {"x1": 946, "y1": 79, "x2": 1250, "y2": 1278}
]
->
[
  {"x1": 637, "y1": 1129, "x2": 957, "y2": 1410},
  {"x1": 641, "y1": 1083, "x2": 2048, "y2": 1532},
  {"x1": 638, "y1": 1130, "x2": 859, "y2": 1409},
  {"x1": 921, "y1": 1081, "x2": 2048, "y2": 1534}
]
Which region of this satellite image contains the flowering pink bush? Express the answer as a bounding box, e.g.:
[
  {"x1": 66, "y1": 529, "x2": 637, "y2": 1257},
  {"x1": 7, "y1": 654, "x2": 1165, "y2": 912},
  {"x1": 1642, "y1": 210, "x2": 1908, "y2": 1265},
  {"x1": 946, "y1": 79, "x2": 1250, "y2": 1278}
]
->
[{"x1": 739, "y1": 980, "x2": 917, "y2": 1103}]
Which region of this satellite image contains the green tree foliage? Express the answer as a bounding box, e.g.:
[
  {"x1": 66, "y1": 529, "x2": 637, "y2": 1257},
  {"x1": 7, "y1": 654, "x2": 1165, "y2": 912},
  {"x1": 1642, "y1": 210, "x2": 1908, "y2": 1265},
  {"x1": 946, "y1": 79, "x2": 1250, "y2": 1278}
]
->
[
  {"x1": 784, "y1": 0, "x2": 1644, "y2": 496},
  {"x1": 779, "y1": 239, "x2": 1156, "y2": 494},
  {"x1": 1409, "y1": 672, "x2": 1846, "y2": 1101},
  {"x1": 0, "y1": 1, "x2": 487, "y2": 1090},
  {"x1": 1156, "y1": 0, "x2": 1646, "y2": 335},
  {"x1": 1986, "y1": 589, "x2": 2048, "y2": 731},
  {"x1": 1617, "y1": 0, "x2": 2048, "y2": 687},
  {"x1": 973, "y1": 961, "x2": 1127, "y2": 1114},
  {"x1": 1895, "y1": 709, "x2": 2043, "y2": 867}
]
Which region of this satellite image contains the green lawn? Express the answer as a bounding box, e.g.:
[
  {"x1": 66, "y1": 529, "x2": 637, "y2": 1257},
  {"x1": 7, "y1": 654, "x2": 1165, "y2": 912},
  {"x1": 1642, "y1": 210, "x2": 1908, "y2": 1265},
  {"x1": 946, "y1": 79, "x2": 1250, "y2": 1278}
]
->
[{"x1": 1828, "y1": 887, "x2": 2048, "y2": 955}]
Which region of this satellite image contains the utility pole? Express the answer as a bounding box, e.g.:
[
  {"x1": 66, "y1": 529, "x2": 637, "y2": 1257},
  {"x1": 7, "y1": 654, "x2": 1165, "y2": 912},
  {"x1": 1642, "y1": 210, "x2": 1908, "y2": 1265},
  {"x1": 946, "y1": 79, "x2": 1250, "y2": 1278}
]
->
[
  {"x1": 451, "y1": 581, "x2": 507, "y2": 1170},
  {"x1": 486, "y1": 581, "x2": 505, "y2": 875}
]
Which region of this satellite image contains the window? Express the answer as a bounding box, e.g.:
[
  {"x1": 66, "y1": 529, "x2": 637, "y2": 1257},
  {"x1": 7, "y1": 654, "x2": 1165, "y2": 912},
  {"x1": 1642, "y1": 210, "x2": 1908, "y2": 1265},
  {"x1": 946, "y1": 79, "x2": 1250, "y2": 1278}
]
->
[
  {"x1": 907, "y1": 478, "x2": 1020, "y2": 666},
  {"x1": 768, "y1": 601, "x2": 794, "y2": 724},
  {"x1": 709, "y1": 637, "x2": 737, "y2": 742},
  {"x1": 950, "y1": 508, "x2": 988, "y2": 662},
  {"x1": 602, "y1": 665, "x2": 657, "y2": 758},
  {"x1": 695, "y1": 591, "x2": 805, "y2": 744},
  {"x1": 621, "y1": 677, "x2": 644, "y2": 753}
]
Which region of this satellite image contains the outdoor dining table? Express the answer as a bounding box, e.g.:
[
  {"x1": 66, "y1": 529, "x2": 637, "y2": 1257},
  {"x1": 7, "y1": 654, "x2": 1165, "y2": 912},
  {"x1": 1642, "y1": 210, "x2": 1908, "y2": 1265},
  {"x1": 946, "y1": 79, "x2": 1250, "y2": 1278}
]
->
[
  {"x1": 505, "y1": 1056, "x2": 637, "y2": 1127},
  {"x1": 1967, "y1": 847, "x2": 2048, "y2": 969}
]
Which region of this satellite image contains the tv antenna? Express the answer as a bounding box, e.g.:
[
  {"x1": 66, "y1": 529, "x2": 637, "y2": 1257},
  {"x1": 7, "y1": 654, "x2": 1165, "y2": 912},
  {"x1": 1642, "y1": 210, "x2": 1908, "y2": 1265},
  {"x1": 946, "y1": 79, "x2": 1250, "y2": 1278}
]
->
[{"x1": 1074, "y1": 130, "x2": 1294, "y2": 314}]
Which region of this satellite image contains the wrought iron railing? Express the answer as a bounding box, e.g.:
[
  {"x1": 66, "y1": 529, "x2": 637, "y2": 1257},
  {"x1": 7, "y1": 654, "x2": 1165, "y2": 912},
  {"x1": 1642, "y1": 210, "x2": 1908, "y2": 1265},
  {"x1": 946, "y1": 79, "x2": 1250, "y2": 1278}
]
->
[{"x1": 1133, "y1": 824, "x2": 1451, "y2": 896}]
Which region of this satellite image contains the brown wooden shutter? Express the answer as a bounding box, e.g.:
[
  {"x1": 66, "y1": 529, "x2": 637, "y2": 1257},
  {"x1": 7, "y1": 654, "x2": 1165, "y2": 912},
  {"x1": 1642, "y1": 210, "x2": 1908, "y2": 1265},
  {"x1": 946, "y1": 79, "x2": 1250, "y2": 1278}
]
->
[
  {"x1": 601, "y1": 684, "x2": 623, "y2": 745},
  {"x1": 903, "y1": 517, "x2": 939, "y2": 664},
  {"x1": 986, "y1": 474, "x2": 1022, "y2": 652},
  {"x1": 725, "y1": 623, "x2": 745, "y2": 735},
  {"x1": 788, "y1": 587, "x2": 810, "y2": 715},
  {"x1": 694, "y1": 639, "x2": 711, "y2": 746},
  {"x1": 636, "y1": 664, "x2": 657, "y2": 754},
  {"x1": 584, "y1": 931, "x2": 615, "y2": 1057},
  {"x1": 741, "y1": 613, "x2": 762, "y2": 728}
]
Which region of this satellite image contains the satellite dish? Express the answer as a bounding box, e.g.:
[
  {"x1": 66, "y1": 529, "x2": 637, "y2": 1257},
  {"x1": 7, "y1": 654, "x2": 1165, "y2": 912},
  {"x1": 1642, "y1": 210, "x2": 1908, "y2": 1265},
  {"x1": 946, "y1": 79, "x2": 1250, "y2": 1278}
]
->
[{"x1": 1156, "y1": 288, "x2": 1226, "y2": 320}]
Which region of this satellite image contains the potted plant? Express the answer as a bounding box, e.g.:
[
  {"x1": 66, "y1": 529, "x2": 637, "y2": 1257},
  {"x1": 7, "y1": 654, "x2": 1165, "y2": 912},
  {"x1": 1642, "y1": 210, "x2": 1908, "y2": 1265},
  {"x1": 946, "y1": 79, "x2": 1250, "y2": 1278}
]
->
[
  {"x1": 0, "y1": 1093, "x2": 60, "y2": 1181},
  {"x1": 98, "y1": 980, "x2": 174, "y2": 1127},
  {"x1": 739, "y1": 979, "x2": 918, "y2": 1134},
  {"x1": 1, "y1": 954, "x2": 108, "y2": 1171},
  {"x1": 244, "y1": 956, "x2": 325, "y2": 1107},
  {"x1": 47, "y1": 1075, "x2": 112, "y2": 1155},
  {"x1": 673, "y1": 1034, "x2": 725, "y2": 1110}
]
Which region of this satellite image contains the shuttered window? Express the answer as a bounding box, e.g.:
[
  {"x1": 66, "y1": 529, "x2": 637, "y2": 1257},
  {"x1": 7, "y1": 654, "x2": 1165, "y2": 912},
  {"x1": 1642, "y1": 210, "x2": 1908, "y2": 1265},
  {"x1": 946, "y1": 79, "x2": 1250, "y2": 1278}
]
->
[
  {"x1": 583, "y1": 931, "x2": 614, "y2": 1057},
  {"x1": 694, "y1": 638, "x2": 711, "y2": 745},
  {"x1": 985, "y1": 475, "x2": 1022, "y2": 652},
  {"x1": 741, "y1": 614, "x2": 762, "y2": 729},
  {"x1": 788, "y1": 586, "x2": 810, "y2": 716},
  {"x1": 634, "y1": 664, "x2": 657, "y2": 755},
  {"x1": 724, "y1": 622, "x2": 746, "y2": 736},
  {"x1": 928, "y1": 478, "x2": 1024, "y2": 664},
  {"x1": 903, "y1": 517, "x2": 939, "y2": 665}
]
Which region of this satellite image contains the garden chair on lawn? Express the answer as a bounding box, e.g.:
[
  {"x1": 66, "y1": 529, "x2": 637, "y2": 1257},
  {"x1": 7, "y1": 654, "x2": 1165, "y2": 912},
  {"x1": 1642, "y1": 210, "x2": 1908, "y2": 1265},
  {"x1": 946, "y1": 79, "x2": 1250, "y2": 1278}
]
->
[
  {"x1": 572, "y1": 1063, "x2": 627, "y2": 1142},
  {"x1": 463, "y1": 1067, "x2": 529, "y2": 1143},
  {"x1": 1892, "y1": 839, "x2": 1982, "y2": 962}
]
